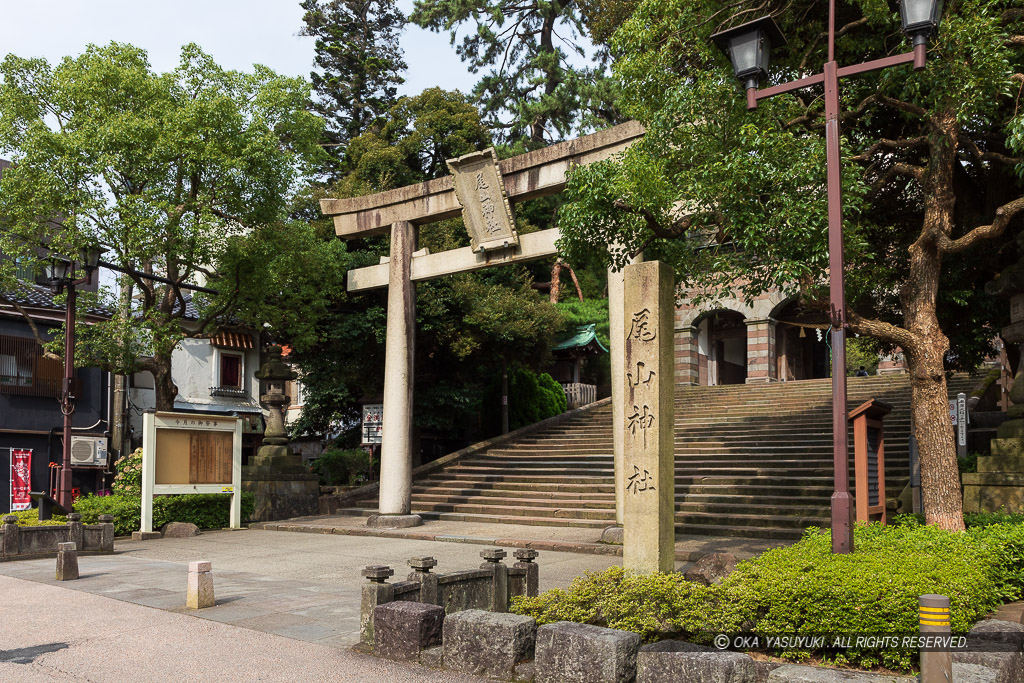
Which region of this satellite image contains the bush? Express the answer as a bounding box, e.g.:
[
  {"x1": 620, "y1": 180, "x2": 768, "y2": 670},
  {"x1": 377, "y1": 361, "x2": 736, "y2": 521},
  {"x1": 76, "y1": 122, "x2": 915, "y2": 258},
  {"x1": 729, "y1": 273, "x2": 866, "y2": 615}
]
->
[
  {"x1": 74, "y1": 492, "x2": 256, "y2": 537},
  {"x1": 483, "y1": 366, "x2": 567, "y2": 434},
  {"x1": 0, "y1": 508, "x2": 66, "y2": 526},
  {"x1": 513, "y1": 522, "x2": 1024, "y2": 672},
  {"x1": 312, "y1": 448, "x2": 374, "y2": 486},
  {"x1": 112, "y1": 447, "x2": 143, "y2": 496}
]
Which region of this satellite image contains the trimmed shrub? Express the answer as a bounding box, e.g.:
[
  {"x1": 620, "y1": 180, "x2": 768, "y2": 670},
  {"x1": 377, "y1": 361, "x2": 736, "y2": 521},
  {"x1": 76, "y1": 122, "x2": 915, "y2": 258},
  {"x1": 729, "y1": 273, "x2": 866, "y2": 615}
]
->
[
  {"x1": 483, "y1": 366, "x2": 567, "y2": 434},
  {"x1": 0, "y1": 508, "x2": 66, "y2": 526},
  {"x1": 513, "y1": 522, "x2": 1024, "y2": 672},
  {"x1": 74, "y1": 492, "x2": 256, "y2": 537}
]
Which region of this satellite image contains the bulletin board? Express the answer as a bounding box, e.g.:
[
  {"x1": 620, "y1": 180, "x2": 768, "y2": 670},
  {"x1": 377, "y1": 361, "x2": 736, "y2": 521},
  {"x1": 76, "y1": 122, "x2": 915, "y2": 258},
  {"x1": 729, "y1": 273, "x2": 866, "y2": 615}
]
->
[{"x1": 141, "y1": 411, "x2": 242, "y2": 533}]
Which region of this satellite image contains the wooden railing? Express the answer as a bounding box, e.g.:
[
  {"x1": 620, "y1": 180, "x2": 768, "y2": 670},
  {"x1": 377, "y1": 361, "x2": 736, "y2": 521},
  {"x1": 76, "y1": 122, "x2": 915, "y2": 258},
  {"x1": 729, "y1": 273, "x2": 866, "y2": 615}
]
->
[{"x1": 562, "y1": 382, "x2": 596, "y2": 409}]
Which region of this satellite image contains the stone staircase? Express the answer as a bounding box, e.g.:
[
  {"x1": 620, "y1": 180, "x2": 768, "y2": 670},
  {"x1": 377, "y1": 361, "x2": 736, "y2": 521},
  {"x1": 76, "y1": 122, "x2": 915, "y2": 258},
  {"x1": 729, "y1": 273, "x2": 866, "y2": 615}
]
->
[{"x1": 339, "y1": 374, "x2": 976, "y2": 540}]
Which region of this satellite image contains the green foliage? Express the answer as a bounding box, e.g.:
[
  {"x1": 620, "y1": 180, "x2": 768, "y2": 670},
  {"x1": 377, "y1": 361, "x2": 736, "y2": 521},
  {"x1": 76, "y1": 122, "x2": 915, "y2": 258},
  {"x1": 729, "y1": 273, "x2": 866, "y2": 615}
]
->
[
  {"x1": 1, "y1": 509, "x2": 66, "y2": 526},
  {"x1": 300, "y1": 0, "x2": 407, "y2": 171},
  {"x1": 514, "y1": 522, "x2": 1024, "y2": 671},
  {"x1": 959, "y1": 451, "x2": 981, "y2": 475},
  {"x1": 0, "y1": 42, "x2": 325, "y2": 408},
  {"x1": 845, "y1": 337, "x2": 880, "y2": 376},
  {"x1": 312, "y1": 448, "x2": 376, "y2": 486},
  {"x1": 410, "y1": 0, "x2": 622, "y2": 145},
  {"x1": 74, "y1": 493, "x2": 256, "y2": 537},
  {"x1": 483, "y1": 366, "x2": 567, "y2": 434},
  {"x1": 112, "y1": 447, "x2": 143, "y2": 496}
]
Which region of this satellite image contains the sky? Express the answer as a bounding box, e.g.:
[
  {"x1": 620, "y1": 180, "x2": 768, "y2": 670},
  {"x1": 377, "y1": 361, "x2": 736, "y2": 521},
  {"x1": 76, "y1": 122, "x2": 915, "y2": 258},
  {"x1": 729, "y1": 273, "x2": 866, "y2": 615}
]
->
[{"x1": 0, "y1": 0, "x2": 478, "y2": 96}]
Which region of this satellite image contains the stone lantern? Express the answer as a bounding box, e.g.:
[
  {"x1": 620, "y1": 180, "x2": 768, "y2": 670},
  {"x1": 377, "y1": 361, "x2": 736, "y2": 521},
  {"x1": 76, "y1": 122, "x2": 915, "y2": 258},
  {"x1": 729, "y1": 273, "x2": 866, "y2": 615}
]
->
[
  {"x1": 964, "y1": 248, "x2": 1024, "y2": 513},
  {"x1": 242, "y1": 345, "x2": 320, "y2": 521},
  {"x1": 255, "y1": 345, "x2": 297, "y2": 451}
]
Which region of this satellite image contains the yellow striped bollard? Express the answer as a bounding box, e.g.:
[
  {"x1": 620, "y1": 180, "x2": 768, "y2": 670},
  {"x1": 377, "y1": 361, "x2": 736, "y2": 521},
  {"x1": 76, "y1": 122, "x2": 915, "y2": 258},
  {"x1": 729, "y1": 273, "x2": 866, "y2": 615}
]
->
[{"x1": 919, "y1": 594, "x2": 952, "y2": 682}]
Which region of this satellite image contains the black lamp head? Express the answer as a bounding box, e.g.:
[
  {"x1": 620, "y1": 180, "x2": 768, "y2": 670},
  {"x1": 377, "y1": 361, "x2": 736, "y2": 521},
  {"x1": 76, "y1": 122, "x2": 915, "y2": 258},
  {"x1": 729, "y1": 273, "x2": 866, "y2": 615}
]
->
[
  {"x1": 898, "y1": 0, "x2": 944, "y2": 46},
  {"x1": 711, "y1": 16, "x2": 787, "y2": 91}
]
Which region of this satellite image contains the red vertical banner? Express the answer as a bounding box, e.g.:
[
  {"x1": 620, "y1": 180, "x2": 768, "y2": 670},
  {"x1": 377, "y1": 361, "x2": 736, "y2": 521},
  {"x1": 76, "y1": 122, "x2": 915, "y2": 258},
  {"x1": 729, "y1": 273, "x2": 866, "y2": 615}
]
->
[{"x1": 10, "y1": 449, "x2": 31, "y2": 511}]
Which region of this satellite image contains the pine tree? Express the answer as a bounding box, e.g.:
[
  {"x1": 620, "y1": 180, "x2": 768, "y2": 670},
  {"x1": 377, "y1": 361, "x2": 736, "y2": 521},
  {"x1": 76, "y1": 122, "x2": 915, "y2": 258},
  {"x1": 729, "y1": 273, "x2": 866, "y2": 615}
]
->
[
  {"x1": 300, "y1": 0, "x2": 407, "y2": 171},
  {"x1": 411, "y1": 0, "x2": 621, "y2": 147}
]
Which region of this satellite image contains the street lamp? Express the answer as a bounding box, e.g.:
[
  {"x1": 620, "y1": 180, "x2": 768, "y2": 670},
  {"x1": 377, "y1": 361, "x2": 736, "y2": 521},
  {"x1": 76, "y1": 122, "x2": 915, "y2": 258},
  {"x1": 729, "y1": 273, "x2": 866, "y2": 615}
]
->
[
  {"x1": 45, "y1": 244, "x2": 106, "y2": 512},
  {"x1": 712, "y1": 0, "x2": 943, "y2": 553}
]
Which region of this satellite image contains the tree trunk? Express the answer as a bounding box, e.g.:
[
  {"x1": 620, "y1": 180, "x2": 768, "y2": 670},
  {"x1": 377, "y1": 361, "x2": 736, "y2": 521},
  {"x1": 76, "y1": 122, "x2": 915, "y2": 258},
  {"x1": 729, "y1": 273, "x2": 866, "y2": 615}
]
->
[
  {"x1": 898, "y1": 112, "x2": 965, "y2": 532},
  {"x1": 151, "y1": 352, "x2": 177, "y2": 412}
]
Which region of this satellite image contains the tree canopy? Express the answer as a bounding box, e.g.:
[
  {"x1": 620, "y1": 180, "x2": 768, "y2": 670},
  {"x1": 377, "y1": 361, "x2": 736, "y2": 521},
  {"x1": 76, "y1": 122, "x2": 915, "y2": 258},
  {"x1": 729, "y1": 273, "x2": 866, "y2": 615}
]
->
[
  {"x1": 558, "y1": 0, "x2": 1024, "y2": 529},
  {"x1": 410, "y1": 0, "x2": 622, "y2": 146},
  {"x1": 300, "y1": 0, "x2": 407, "y2": 173},
  {"x1": 0, "y1": 42, "x2": 327, "y2": 409}
]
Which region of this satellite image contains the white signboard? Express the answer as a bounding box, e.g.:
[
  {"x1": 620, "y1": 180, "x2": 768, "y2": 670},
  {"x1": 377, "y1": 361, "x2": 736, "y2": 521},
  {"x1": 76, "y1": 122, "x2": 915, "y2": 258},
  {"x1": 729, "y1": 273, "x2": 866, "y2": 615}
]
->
[
  {"x1": 141, "y1": 411, "x2": 242, "y2": 533},
  {"x1": 362, "y1": 403, "x2": 383, "y2": 445}
]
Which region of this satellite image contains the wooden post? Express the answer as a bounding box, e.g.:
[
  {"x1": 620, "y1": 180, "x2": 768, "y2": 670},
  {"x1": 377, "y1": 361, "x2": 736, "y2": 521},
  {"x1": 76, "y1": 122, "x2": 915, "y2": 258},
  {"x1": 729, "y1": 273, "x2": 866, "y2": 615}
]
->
[
  {"x1": 849, "y1": 399, "x2": 891, "y2": 524},
  {"x1": 379, "y1": 222, "x2": 418, "y2": 519}
]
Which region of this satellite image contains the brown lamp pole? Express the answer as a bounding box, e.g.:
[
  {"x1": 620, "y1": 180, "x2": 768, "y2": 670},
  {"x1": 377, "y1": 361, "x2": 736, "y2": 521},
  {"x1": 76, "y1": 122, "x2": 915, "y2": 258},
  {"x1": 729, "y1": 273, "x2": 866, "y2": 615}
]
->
[
  {"x1": 712, "y1": 0, "x2": 944, "y2": 553},
  {"x1": 46, "y1": 246, "x2": 104, "y2": 511}
]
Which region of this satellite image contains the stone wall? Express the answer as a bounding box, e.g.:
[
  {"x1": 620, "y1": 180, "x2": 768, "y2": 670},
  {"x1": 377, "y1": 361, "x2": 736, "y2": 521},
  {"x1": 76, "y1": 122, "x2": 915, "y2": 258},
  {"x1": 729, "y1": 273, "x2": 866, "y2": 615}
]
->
[{"x1": 1, "y1": 513, "x2": 114, "y2": 561}]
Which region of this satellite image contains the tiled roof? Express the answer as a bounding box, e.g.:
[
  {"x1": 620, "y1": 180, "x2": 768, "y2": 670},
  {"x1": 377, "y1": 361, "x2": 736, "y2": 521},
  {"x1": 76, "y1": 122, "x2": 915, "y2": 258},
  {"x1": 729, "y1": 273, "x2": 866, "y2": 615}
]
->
[{"x1": 0, "y1": 282, "x2": 110, "y2": 317}]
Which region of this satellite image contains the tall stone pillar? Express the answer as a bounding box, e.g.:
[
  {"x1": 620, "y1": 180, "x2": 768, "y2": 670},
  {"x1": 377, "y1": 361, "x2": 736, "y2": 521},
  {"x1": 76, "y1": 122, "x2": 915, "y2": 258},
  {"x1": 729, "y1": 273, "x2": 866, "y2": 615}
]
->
[
  {"x1": 622, "y1": 261, "x2": 676, "y2": 573},
  {"x1": 375, "y1": 221, "x2": 421, "y2": 528},
  {"x1": 674, "y1": 325, "x2": 699, "y2": 386},
  {"x1": 608, "y1": 253, "x2": 642, "y2": 530},
  {"x1": 745, "y1": 317, "x2": 777, "y2": 383}
]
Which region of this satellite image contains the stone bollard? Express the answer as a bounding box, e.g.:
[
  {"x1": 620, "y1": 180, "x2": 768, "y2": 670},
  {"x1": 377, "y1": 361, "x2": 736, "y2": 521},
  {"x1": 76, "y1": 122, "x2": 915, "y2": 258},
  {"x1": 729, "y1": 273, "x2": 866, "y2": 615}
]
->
[
  {"x1": 56, "y1": 542, "x2": 79, "y2": 581},
  {"x1": 2, "y1": 515, "x2": 18, "y2": 558},
  {"x1": 97, "y1": 515, "x2": 115, "y2": 552},
  {"x1": 66, "y1": 513, "x2": 83, "y2": 551},
  {"x1": 361, "y1": 565, "x2": 395, "y2": 647},
  {"x1": 186, "y1": 560, "x2": 215, "y2": 609},
  {"x1": 919, "y1": 594, "x2": 952, "y2": 683},
  {"x1": 408, "y1": 556, "x2": 439, "y2": 605},
  {"x1": 514, "y1": 548, "x2": 540, "y2": 597},
  {"x1": 481, "y1": 548, "x2": 509, "y2": 613}
]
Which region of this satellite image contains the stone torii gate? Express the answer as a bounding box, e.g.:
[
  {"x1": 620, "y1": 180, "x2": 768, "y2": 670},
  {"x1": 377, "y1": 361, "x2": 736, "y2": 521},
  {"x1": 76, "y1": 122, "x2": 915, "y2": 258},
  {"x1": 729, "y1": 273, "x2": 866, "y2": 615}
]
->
[{"x1": 320, "y1": 121, "x2": 644, "y2": 528}]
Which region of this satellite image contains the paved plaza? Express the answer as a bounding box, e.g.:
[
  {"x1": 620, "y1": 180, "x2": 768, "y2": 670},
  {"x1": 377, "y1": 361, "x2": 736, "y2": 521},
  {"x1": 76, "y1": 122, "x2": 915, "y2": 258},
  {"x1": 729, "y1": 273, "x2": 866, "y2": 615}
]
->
[{"x1": 0, "y1": 523, "x2": 788, "y2": 681}]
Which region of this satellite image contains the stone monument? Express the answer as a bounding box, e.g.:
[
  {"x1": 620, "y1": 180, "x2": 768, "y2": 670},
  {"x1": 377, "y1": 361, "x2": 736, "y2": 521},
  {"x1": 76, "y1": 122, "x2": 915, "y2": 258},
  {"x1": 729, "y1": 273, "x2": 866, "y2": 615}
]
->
[
  {"x1": 964, "y1": 253, "x2": 1024, "y2": 513},
  {"x1": 622, "y1": 261, "x2": 676, "y2": 572},
  {"x1": 241, "y1": 345, "x2": 320, "y2": 521}
]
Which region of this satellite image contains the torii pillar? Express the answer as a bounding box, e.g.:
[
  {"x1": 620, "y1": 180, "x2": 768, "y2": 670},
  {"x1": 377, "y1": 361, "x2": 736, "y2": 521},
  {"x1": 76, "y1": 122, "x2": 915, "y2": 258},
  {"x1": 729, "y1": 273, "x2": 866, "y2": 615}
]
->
[{"x1": 319, "y1": 121, "x2": 646, "y2": 528}]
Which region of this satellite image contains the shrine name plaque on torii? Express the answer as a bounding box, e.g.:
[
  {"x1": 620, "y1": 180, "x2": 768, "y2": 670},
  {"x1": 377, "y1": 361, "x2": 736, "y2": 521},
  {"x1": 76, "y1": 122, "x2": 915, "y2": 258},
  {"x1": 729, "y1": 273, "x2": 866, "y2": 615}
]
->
[{"x1": 320, "y1": 120, "x2": 644, "y2": 528}]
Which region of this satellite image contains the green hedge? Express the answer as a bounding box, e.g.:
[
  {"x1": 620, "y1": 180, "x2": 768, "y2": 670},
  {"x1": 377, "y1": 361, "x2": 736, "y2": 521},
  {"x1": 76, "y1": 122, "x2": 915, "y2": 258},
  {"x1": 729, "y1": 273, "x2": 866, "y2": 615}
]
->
[
  {"x1": 312, "y1": 448, "x2": 375, "y2": 486},
  {"x1": 513, "y1": 521, "x2": 1024, "y2": 672},
  {"x1": 0, "y1": 509, "x2": 66, "y2": 526},
  {"x1": 74, "y1": 493, "x2": 256, "y2": 537}
]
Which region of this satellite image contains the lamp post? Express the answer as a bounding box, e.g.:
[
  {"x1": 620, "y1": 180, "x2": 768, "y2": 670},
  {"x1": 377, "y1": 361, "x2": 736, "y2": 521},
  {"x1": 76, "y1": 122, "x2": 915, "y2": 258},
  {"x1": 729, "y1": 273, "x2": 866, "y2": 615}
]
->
[
  {"x1": 45, "y1": 245, "x2": 104, "y2": 511},
  {"x1": 712, "y1": 0, "x2": 943, "y2": 554}
]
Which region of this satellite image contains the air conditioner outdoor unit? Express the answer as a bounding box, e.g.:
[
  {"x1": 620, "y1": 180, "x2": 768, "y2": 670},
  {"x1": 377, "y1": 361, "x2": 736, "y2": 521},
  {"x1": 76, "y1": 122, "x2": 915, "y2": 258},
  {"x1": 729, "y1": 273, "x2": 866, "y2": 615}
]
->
[{"x1": 70, "y1": 436, "x2": 108, "y2": 466}]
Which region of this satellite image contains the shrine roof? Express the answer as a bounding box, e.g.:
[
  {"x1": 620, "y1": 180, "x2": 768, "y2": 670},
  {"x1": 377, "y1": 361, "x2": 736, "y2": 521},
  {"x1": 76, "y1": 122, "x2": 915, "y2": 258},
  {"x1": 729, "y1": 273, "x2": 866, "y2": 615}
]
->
[{"x1": 553, "y1": 323, "x2": 608, "y2": 354}]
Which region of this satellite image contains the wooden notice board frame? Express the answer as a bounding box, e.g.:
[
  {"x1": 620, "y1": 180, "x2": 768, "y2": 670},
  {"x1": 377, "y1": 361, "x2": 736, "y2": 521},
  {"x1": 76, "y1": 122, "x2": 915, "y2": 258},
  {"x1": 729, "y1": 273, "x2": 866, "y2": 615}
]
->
[
  {"x1": 848, "y1": 399, "x2": 892, "y2": 526},
  {"x1": 141, "y1": 410, "x2": 243, "y2": 533}
]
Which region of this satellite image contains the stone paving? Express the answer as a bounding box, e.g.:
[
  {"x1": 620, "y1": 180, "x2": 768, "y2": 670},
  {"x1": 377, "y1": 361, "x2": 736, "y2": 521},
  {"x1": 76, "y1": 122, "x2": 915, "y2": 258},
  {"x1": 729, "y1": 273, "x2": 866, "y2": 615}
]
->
[{"x1": 0, "y1": 528, "x2": 627, "y2": 651}]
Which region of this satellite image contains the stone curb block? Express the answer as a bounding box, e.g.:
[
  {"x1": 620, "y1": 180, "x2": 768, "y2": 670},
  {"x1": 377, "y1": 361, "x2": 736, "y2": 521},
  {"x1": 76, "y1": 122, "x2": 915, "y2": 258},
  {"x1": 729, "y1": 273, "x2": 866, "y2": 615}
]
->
[
  {"x1": 535, "y1": 621, "x2": 640, "y2": 683},
  {"x1": 373, "y1": 601, "x2": 444, "y2": 662},
  {"x1": 443, "y1": 609, "x2": 536, "y2": 679}
]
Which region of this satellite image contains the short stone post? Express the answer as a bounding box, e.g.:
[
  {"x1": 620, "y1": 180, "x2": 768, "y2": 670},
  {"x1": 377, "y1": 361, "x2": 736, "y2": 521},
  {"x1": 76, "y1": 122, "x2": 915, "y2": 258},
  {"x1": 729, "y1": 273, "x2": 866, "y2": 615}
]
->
[
  {"x1": 186, "y1": 560, "x2": 215, "y2": 609},
  {"x1": 66, "y1": 513, "x2": 84, "y2": 552},
  {"x1": 623, "y1": 260, "x2": 676, "y2": 573},
  {"x1": 55, "y1": 542, "x2": 79, "y2": 581},
  {"x1": 97, "y1": 515, "x2": 115, "y2": 552},
  {"x1": 408, "y1": 556, "x2": 439, "y2": 605},
  {"x1": 919, "y1": 594, "x2": 952, "y2": 683},
  {"x1": 513, "y1": 548, "x2": 540, "y2": 597},
  {"x1": 2, "y1": 515, "x2": 18, "y2": 558},
  {"x1": 361, "y1": 565, "x2": 395, "y2": 647},
  {"x1": 481, "y1": 548, "x2": 509, "y2": 613}
]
